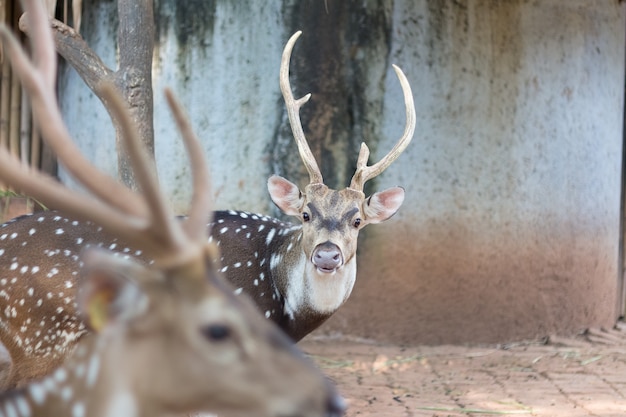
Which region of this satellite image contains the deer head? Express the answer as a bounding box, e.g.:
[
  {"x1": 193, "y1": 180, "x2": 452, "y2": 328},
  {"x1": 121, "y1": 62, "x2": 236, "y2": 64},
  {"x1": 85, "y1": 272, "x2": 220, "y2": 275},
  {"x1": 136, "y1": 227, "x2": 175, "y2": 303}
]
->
[{"x1": 0, "y1": 4, "x2": 343, "y2": 416}]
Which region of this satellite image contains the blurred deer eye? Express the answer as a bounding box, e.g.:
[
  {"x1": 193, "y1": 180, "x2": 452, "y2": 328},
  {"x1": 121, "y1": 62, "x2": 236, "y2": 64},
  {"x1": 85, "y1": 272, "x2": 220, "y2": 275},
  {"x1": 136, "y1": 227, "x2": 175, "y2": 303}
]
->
[
  {"x1": 302, "y1": 212, "x2": 310, "y2": 222},
  {"x1": 353, "y1": 218, "x2": 361, "y2": 228},
  {"x1": 203, "y1": 324, "x2": 231, "y2": 341}
]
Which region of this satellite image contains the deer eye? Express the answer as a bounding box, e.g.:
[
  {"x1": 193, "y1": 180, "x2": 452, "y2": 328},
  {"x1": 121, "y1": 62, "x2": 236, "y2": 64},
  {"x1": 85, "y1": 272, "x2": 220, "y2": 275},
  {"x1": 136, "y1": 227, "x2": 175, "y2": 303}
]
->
[
  {"x1": 203, "y1": 324, "x2": 231, "y2": 342},
  {"x1": 302, "y1": 212, "x2": 310, "y2": 222},
  {"x1": 353, "y1": 218, "x2": 361, "y2": 228}
]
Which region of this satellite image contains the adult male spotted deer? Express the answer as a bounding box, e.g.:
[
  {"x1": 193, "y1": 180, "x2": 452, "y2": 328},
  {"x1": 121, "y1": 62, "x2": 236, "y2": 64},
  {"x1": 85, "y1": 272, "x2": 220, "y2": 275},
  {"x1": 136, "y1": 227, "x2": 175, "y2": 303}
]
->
[
  {"x1": 0, "y1": 30, "x2": 415, "y2": 387},
  {"x1": 0, "y1": 1, "x2": 344, "y2": 416}
]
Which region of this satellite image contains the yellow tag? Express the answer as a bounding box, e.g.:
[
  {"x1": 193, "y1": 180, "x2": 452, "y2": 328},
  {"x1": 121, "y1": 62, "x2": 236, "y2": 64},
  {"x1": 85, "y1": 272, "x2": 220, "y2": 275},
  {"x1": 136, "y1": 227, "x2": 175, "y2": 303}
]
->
[{"x1": 87, "y1": 289, "x2": 114, "y2": 332}]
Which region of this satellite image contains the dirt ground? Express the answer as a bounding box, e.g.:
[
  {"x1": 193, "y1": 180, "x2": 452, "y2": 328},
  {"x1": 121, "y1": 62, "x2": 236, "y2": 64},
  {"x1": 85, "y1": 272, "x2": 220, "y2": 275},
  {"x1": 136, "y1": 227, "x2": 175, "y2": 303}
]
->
[{"x1": 301, "y1": 324, "x2": 626, "y2": 417}]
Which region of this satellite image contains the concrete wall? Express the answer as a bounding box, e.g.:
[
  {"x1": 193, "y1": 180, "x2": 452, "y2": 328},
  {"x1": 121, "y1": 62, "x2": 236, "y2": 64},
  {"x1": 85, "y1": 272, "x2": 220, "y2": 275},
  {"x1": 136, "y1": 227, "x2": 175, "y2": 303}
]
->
[{"x1": 59, "y1": 0, "x2": 626, "y2": 344}]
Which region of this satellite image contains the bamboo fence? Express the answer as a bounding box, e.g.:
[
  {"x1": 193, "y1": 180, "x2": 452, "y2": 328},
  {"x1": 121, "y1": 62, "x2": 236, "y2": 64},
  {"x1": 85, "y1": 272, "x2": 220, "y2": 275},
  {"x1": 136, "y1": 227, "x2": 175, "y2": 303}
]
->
[{"x1": 0, "y1": 0, "x2": 77, "y2": 219}]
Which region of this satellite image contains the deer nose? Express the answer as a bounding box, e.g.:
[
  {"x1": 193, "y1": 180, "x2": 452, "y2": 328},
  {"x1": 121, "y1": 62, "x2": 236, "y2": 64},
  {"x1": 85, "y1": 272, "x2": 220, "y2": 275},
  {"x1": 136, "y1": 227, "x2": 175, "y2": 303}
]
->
[{"x1": 312, "y1": 242, "x2": 343, "y2": 272}]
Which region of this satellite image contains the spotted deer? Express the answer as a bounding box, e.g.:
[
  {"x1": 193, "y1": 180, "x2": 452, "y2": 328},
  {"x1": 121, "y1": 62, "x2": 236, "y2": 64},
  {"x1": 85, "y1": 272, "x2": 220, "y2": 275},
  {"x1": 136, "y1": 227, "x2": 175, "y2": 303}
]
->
[
  {"x1": 0, "y1": 2, "x2": 344, "y2": 416},
  {"x1": 0, "y1": 31, "x2": 415, "y2": 387}
]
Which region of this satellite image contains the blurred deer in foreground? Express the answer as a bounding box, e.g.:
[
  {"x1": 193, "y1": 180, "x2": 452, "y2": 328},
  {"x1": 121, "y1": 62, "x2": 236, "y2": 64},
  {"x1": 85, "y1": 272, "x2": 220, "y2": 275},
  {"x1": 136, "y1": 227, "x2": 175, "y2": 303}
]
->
[
  {"x1": 0, "y1": 30, "x2": 415, "y2": 386},
  {"x1": 0, "y1": 1, "x2": 344, "y2": 416}
]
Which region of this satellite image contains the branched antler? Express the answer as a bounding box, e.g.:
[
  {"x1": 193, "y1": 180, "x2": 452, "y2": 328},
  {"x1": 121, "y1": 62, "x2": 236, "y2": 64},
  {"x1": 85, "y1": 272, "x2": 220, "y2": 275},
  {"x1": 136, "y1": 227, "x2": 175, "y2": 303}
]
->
[
  {"x1": 349, "y1": 65, "x2": 416, "y2": 191},
  {"x1": 0, "y1": 0, "x2": 209, "y2": 270},
  {"x1": 280, "y1": 31, "x2": 416, "y2": 191}
]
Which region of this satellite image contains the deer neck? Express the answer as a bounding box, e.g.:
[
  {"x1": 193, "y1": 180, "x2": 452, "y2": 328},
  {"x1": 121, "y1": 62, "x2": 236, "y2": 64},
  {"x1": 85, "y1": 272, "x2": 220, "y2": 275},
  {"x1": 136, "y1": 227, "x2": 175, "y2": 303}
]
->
[{"x1": 270, "y1": 228, "x2": 357, "y2": 330}]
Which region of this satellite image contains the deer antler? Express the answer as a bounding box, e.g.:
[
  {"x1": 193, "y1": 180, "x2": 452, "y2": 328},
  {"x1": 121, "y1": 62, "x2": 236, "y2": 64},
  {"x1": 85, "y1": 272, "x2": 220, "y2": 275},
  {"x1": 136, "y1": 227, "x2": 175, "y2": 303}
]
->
[
  {"x1": 280, "y1": 30, "x2": 323, "y2": 185},
  {"x1": 0, "y1": 1, "x2": 210, "y2": 270},
  {"x1": 349, "y1": 65, "x2": 416, "y2": 192},
  {"x1": 280, "y1": 31, "x2": 415, "y2": 191}
]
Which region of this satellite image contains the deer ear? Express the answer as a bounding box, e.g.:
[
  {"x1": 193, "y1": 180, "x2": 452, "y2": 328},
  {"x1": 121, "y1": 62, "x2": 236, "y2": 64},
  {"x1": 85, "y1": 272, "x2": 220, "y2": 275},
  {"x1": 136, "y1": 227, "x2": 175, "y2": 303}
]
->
[
  {"x1": 267, "y1": 175, "x2": 305, "y2": 216},
  {"x1": 77, "y1": 250, "x2": 147, "y2": 332},
  {"x1": 363, "y1": 186, "x2": 405, "y2": 225}
]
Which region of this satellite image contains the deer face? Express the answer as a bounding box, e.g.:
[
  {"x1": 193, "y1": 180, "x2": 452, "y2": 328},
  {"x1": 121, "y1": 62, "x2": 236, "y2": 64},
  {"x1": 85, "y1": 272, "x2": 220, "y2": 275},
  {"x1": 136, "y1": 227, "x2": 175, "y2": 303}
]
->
[
  {"x1": 268, "y1": 175, "x2": 405, "y2": 275},
  {"x1": 78, "y1": 249, "x2": 343, "y2": 417}
]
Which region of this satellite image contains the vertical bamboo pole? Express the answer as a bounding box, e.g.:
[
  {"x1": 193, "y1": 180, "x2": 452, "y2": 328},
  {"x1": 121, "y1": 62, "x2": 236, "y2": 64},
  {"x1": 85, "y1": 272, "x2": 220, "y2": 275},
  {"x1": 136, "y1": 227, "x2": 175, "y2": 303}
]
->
[
  {"x1": 0, "y1": 0, "x2": 10, "y2": 190},
  {"x1": 20, "y1": 87, "x2": 30, "y2": 164},
  {"x1": 8, "y1": 1, "x2": 20, "y2": 159},
  {"x1": 0, "y1": 0, "x2": 11, "y2": 159}
]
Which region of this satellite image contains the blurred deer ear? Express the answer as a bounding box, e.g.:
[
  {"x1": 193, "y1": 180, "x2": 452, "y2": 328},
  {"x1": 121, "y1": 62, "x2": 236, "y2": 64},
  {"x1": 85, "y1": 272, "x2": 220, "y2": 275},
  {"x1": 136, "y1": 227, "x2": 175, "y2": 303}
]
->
[
  {"x1": 77, "y1": 250, "x2": 147, "y2": 332},
  {"x1": 267, "y1": 175, "x2": 304, "y2": 216}
]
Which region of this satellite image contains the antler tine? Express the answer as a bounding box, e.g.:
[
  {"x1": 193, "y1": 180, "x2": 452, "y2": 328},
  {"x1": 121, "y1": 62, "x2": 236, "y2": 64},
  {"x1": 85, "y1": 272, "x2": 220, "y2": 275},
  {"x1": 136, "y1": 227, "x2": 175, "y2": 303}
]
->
[
  {"x1": 0, "y1": 3, "x2": 145, "y2": 218},
  {"x1": 164, "y1": 88, "x2": 213, "y2": 243},
  {"x1": 0, "y1": 150, "x2": 146, "y2": 241},
  {"x1": 100, "y1": 84, "x2": 193, "y2": 264},
  {"x1": 2, "y1": 0, "x2": 202, "y2": 269},
  {"x1": 25, "y1": 2, "x2": 55, "y2": 89},
  {"x1": 349, "y1": 64, "x2": 416, "y2": 191},
  {"x1": 280, "y1": 31, "x2": 323, "y2": 185}
]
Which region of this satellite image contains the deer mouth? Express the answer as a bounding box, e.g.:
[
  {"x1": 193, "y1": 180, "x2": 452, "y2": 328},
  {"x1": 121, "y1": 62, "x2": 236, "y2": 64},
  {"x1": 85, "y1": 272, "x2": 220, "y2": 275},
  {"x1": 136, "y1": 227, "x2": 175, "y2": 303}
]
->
[{"x1": 316, "y1": 265, "x2": 339, "y2": 274}]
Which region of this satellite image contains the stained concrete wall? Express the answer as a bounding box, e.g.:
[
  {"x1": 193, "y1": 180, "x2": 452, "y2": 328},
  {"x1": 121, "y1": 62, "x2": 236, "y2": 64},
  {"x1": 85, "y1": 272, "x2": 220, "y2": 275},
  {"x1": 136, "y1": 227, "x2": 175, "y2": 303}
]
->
[{"x1": 58, "y1": 0, "x2": 625, "y2": 344}]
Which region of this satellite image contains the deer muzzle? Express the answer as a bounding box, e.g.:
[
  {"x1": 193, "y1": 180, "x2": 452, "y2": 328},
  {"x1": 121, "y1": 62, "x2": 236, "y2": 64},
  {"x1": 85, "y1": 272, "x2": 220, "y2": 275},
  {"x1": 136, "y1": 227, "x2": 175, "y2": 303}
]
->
[{"x1": 312, "y1": 242, "x2": 343, "y2": 273}]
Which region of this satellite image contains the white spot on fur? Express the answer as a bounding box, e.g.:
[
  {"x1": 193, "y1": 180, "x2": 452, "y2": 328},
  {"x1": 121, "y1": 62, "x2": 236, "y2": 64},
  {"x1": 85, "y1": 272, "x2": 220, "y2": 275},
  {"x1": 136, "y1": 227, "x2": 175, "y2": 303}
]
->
[
  {"x1": 86, "y1": 355, "x2": 101, "y2": 387},
  {"x1": 103, "y1": 391, "x2": 136, "y2": 417},
  {"x1": 28, "y1": 382, "x2": 46, "y2": 405},
  {"x1": 72, "y1": 402, "x2": 85, "y2": 417},
  {"x1": 270, "y1": 253, "x2": 283, "y2": 270},
  {"x1": 14, "y1": 396, "x2": 30, "y2": 417},
  {"x1": 60, "y1": 385, "x2": 73, "y2": 401}
]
